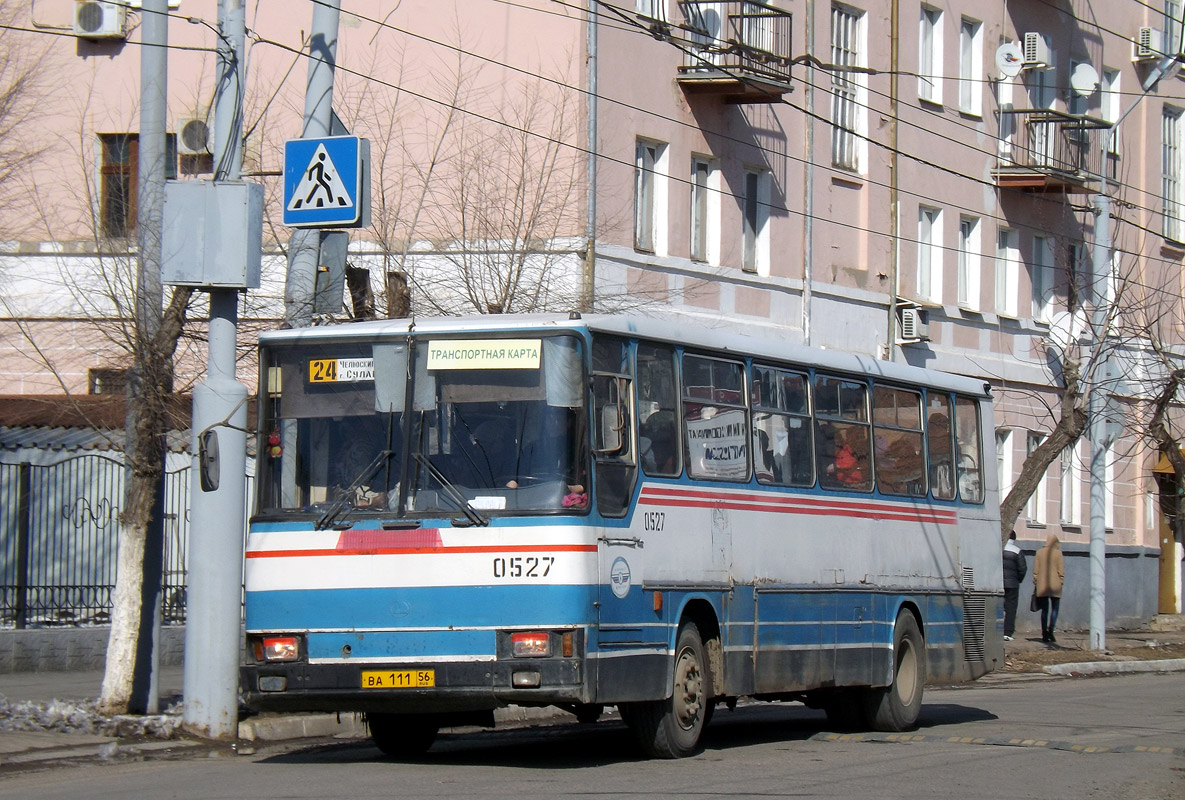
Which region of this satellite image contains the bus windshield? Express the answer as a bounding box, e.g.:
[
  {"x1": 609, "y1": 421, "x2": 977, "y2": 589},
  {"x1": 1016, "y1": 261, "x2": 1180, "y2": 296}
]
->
[{"x1": 255, "y1": 334, "x2": 589, "y2": 520}]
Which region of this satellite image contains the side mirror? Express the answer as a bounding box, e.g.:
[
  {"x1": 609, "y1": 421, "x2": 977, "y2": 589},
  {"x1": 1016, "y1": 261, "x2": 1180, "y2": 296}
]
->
[{"x1": 199, "y1": 429, "x2": 220, "y2": 492}]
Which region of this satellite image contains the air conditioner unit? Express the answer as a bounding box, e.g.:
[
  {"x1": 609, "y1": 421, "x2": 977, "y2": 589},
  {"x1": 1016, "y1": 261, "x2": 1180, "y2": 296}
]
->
[
  {"x1": 1134, "y1": 26, "x2": 1163, "y2": 61},
  {"x1": 177, "y1": 117, "x2": 212, "y2": 155},
  {"x1": 1022, "y1": 32, "x2": 1053, "y2": 68},
  {"x1": 899, "y1": 307, "x2": 930, "y2": 342},
  {"x1": 72, "y1": 1, "x2": 128, "y2": 40}
]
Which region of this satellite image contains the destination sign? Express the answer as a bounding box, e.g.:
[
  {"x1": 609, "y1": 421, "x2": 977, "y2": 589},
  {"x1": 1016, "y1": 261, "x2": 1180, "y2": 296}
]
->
[{"x1": 307, "y1": 357, "x2": 375, "y2": 384}]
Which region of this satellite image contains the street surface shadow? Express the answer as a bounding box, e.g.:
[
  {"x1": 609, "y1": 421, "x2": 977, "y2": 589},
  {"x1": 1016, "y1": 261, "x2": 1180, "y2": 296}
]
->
[{"x1": 259, "y1": 700, "x2": 995, "y2": 768}]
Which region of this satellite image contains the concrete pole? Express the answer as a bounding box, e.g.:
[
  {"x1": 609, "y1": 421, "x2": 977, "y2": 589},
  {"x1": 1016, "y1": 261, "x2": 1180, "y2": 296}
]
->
[
  {"x1": 126, "y1": 0, "x2": 169, "y2": 716},
  {"x1": 284, "y1": 0, "x2": 341, "y2": 328},
  {"x1": 182, "y1": 0, "x2": 249, "y2": 739},
  {"x1": 581, "y1": 0, "x2": 597, "y2": 313},
  {"x1": 1088, "y1": 193, "x2": 1111, "y2": 651}
]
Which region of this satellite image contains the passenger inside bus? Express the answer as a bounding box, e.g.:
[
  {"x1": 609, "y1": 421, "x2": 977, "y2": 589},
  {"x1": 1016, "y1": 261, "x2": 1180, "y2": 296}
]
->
[
  {"x1": 821, "y1": 425, "x2": 868, "y2": 489},
  {"x1": 639, "y1": 410, "x2": 677, "y2": 475}
]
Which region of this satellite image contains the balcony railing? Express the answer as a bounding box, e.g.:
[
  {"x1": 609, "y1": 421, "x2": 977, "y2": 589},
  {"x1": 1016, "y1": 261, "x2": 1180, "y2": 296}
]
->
[
  {"x1": 675, "y1": 1, "x2": 793, "y2": 103},
  {"x1": 992, "y1": 108, "x2": 1115, "y2": 193}
]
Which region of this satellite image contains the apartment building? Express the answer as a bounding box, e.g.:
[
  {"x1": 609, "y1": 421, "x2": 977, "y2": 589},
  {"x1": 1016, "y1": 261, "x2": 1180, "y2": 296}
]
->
[{"x1": 0, "y1": 0, "x2": 1180, "y2": 625}]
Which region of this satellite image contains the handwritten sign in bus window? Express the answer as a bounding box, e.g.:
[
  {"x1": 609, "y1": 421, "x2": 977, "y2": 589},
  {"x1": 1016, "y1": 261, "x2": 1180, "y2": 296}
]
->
[
  {"x1": 426, "y1": 339, "x2": 542, "y2": 370},
  {"x1": 307, "y1": 357, "x2": 375, "y2": 384}
]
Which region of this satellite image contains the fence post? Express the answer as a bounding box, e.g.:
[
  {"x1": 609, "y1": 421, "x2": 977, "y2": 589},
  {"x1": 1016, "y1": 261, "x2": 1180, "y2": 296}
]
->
[{"x1": 15, "y1": 461, "x2": 30, "y2": 629}]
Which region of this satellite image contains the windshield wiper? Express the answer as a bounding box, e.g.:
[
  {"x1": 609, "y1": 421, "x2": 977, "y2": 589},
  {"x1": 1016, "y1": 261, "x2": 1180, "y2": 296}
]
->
[
  {"x1": 413, "y1": 452, "x2": 489, "y2": 527},
  {"x1": 315, "y1": 449, "x2": 394, "y2": 531}
]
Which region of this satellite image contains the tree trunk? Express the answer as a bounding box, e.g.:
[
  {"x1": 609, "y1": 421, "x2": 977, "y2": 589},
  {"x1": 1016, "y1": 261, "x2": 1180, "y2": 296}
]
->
[
  {"x1": 99, "y1": 288, "x2": 192, "y2": 715},
  {"x1": 999, "y1": 354, "x2": 1088, "y2": 541}
]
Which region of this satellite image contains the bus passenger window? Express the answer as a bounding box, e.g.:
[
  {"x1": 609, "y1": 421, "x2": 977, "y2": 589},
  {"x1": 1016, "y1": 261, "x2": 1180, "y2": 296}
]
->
[
  {"x1": 955, "y1": 396, "x2": 984, "y2": 503},
  {"x1": 815, "y1": 375, "x2": 871, "y2": 492},
  {"x1": 683, "y1": 355, "x2": 749, "y2": 482},
  {"x1": 872, "y1": 385, "x2": 925, "y2": 497},
  {"x1": 926, "y1": 396, "x2": 956, "y2": 500},
  {"x1": 751, "y1": 365, "x2": 814, "y2": 487},
  {"x1": 637, "y1": 343, "x2": 681, "y2": 477}
]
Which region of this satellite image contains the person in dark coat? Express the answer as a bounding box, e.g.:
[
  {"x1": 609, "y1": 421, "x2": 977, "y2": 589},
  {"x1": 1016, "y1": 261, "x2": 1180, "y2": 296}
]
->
[{"x1": 1002, "y1": 531, "x2": 1027, "y2": 641}]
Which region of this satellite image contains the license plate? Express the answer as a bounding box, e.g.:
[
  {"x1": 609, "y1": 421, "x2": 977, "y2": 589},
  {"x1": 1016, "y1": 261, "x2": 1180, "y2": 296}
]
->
[{"x1": 361, "y1": 669, "x2": 435, "y2": 689}]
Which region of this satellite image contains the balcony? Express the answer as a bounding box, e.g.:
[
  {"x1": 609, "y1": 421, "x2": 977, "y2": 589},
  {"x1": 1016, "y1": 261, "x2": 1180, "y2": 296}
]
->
[
  {"x1": 674, "y1": 1, "x2": 794, "y2": 104},
  {"x1": 992, "y1": 109, "x2": 1114, "y2": 193}
]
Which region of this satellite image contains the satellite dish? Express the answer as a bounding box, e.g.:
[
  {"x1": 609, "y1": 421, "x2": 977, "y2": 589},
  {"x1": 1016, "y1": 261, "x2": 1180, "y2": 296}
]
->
[
  {"x1": 996, "y1": 43, "x2": 1024, "y2": 78},
  {"x1": 1070, "y1": 63, "x2": 1100, "y2": 98}
]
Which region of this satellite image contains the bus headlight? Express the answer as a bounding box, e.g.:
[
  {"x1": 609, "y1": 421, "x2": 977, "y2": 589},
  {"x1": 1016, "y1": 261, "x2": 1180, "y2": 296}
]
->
[
  {"x1": 252, "y1": 635, "x2": 301, "y2": 662},
  {"x1": 510, "y1": 631, "x2": 551, "y2": 657}
]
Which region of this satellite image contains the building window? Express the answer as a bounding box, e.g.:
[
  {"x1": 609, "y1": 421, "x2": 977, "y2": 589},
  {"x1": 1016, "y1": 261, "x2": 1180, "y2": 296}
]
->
[
  {"x1": 635, "y1": 139, "x2": 667, "y2": 254},
  {"x1": 919, "y1": 6, "x2": 943, "y2": 105},
  {"x1": 1163, "y1": 107, "x2": 1183, "y2": 243},
  {"x1": 996, "y1": 429, "x2": 1013, "y2": 502},
  {"x1": 917, "y1": 206, "x2": 942, "y2": 303},
  {"x1": 830, "y1": 4, "x2": 865, "y2": 170},
  {"x1": 959, "y1": 18, "x2": 982, "y2": 115},
  {"x1": 995, "y1": 228, "x2": 1019, "y2": 317},
  {"x1": 98, "y1": 133, "x2": 176, "y2": 238},
  {"x1": 1167, "y1": 1, "x2": 1183, "y2": 54},
  {"x1": 690, "y1": 157, "x2": 715, "y2": 263},
  {"x1": 958, "y1": 216, "x2": 980, "y2": 310},
  {"x1": 88, "y1": 367, "x2": 129, "y2": 395},
  {"x1": 635, "y1": 0, "x2": 665, "y2": 20},
  {"x1": 1031, "y1": 235, "x2": 1054, "y2": 322},
  {"x1": 1102, "y1": 68, "x2": 1120, "y2": 159},
  {"x1": 1061, "y1": 443, "x2": 1083, "y2": 526},
  {"x1": 1027, "y1": 432, "x2": 1047, "y2": 524},
  {"x1": 743, "y1": 168, "x2": 769, "y2": 274}
]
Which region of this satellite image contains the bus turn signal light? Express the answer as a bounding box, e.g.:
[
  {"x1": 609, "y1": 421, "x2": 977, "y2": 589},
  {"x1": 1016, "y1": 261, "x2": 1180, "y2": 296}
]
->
[{"x1": 511, "y1": 632, "x2": 551, "y2": 657}]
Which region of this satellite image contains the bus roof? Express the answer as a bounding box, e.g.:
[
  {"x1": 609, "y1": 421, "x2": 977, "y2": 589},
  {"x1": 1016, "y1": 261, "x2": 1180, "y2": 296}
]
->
[{"x1": 259, "y1": 314, "x2": 991, "y2": 398}]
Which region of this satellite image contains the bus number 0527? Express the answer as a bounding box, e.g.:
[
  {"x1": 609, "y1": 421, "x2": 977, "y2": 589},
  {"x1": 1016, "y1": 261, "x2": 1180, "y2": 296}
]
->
[{"x1": 493, "y1": 556, "x2": 554, "y2": 578}]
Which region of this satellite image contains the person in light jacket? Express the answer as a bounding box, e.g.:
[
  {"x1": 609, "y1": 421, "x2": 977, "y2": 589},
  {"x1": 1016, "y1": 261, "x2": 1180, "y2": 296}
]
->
[
  {"x1": 1033, "y1": 533, "x2": 1065, "y2": 644},
  {"x1": 1001, "y1": 531, "x2": 1027, "y2": 641}
]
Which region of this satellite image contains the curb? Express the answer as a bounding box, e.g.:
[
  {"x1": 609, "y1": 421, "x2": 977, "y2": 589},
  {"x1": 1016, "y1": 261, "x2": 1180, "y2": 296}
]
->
[{"x1": 1042, "y1": 658, "x2": 1185, "y2": 676}]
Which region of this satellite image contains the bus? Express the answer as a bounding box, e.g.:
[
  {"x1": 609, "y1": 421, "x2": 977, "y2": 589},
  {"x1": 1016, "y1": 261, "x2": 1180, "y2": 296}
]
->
[{"x1": 241, "y1": 313, "x2": 1003, "y2": 758}]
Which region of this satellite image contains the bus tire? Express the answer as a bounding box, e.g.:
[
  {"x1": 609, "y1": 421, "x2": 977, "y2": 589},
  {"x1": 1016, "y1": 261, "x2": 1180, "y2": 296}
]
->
[
  {"x1": 621, "y1": 622, "x2": 712, "y2": 759},
  {"x1": 865, "y1": 611, "x2": 925, "y2": 731},
  {"x1": 366, "y1": 712, "x2": 438, "y2": 758}
]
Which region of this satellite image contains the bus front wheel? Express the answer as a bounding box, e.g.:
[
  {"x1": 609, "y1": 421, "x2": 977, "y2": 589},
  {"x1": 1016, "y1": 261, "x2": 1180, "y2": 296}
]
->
[
  {"x1": 366, "y1": 712, "x2": 439, "y2": 758},
  {"x1": 621, "y1": 622, "x2": 712, "y2": 759},
  {"x1": 864, "y1": 611, "x2": 925, "y2": 731}
]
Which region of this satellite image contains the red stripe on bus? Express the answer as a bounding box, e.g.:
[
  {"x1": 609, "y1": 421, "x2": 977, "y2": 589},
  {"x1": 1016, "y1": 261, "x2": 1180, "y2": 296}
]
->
[
  {"x1": 638, "y1": 486, "x2": 958, "y2": 524},
  {"x1": 246, "y1": 543, "x2": 598, "y2": 559}
]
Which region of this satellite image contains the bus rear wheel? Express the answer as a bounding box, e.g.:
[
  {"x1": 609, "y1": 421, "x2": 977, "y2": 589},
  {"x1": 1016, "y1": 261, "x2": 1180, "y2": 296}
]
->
[
  {"x1": 366, "y1": 712, "x2": 438, "y2": 758},
  {"x1": 864, "y1": 611, "x2": 925, "y2": 731},
  {"x1": 621, "y1": 622, "x2": 712, "y2": 759}
]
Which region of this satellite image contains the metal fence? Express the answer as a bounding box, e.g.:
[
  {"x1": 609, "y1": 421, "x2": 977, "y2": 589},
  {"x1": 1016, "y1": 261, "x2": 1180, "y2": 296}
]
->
[{"x1": 0, "y1": 454, "x2": 252, "y2": 628}]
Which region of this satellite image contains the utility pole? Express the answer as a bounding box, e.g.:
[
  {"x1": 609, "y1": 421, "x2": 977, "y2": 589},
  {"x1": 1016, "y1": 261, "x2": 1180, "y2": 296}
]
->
[
  {"x1": 284, "y1": 0, "x2": 342, "y2": 328},
  {"x1": 182, "y1": 0, "x2": 250, "y2": 739},
  {"x1": 113, "y1": 0, "x2": 168, "y2": 715},
  {"x1": 582, "y1": 0, "x2": 597, "y2": 314}
]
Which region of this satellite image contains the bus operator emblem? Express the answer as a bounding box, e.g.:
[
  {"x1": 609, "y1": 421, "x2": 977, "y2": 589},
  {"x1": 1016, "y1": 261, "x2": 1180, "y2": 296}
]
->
[{"x1": 610, "y1": 557, "x2": 631, "y2": 598}]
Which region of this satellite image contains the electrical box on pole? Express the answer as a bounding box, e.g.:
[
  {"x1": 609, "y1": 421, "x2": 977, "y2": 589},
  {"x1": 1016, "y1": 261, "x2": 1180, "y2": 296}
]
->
[{"x1": 161, "y1": 180, "x2": 264, "y2": 289}]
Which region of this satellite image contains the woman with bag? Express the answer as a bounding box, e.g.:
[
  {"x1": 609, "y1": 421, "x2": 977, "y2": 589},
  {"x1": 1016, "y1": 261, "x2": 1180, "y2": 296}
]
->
[{"x1": 1032, "y1": 534, "x2": 1065, "y2": 643}]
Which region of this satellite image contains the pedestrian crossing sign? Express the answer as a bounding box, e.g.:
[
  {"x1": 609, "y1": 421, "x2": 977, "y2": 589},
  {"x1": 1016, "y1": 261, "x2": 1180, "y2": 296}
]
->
[{"x1": 283, "y1": 136, "x2": 370, "y2": 228}]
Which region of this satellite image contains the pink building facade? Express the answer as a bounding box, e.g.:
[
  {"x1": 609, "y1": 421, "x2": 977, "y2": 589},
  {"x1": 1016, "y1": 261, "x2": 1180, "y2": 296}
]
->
[{"x1": 0, "y1": 1, "x2": 1181, "y2": 625}]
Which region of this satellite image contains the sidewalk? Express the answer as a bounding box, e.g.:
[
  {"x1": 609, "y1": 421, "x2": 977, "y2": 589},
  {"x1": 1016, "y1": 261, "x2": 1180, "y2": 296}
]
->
[{"x1": 3, "y1": 622, "x2": 1184, "y2": 767}]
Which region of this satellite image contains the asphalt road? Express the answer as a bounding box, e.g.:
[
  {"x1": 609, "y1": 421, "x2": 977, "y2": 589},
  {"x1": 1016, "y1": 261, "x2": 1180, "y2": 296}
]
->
[{"x1": 1, "y1": 672, "x2": 1182, "y2": 799}]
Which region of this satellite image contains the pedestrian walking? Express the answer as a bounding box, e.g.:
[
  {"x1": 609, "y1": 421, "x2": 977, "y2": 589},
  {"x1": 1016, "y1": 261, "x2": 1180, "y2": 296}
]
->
[
  {"x1": 1033, "y1": 533, "x2": 1064, "y2": 643},
  {"x1": 1002, "y1": 531, "x2": 1027, "y2": 641}
]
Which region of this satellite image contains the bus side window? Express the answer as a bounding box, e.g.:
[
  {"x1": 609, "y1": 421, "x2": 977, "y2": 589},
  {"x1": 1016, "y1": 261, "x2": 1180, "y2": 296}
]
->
[
  {"x1": 638, "y1": 343, "x2": 680, "y2": 477},
  {"x1": 954, "y1": 396, "x2": 984, "y2": 503},
  {"x1": 751, "y1": 365, "x2": 814, "y2": 487},
  {"x1": 927, "y1": 395, "x2": 956, "y2": 500}
]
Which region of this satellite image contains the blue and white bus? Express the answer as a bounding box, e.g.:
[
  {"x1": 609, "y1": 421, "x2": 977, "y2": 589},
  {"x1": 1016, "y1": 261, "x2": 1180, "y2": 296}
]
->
[{"x1": 241, "y1": 314, "x2": 1003, "y2": 758}]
